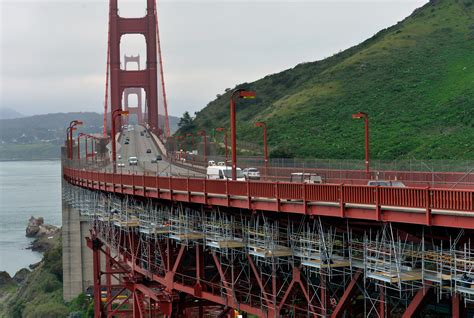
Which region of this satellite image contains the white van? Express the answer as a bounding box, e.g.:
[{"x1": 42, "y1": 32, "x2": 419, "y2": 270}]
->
[{"x1": 207, "y1": 164, "x2": 245, "y2": 181}]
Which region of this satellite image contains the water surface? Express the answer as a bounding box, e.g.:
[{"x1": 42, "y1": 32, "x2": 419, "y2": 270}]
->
[{"x1": 0, "y1": 160, "x2": 61, "y2": 276}]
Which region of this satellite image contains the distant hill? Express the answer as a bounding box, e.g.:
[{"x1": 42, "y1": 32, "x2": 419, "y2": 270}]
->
[
  {"x1": 0, "y1": 107, "x2": 25, "y2": 120},
  {"x1": 0, "y1": 112, "x2": 103, "y2": 146},
  {"x1": 0, "y1": 112, "x2": 103, "y2": 160},
  {"x1": 0, "y1": 112, "x2": 180, "y2": 160},
  {"x1": 183, "y1": 0, "x2": 474, "y2": 160}
]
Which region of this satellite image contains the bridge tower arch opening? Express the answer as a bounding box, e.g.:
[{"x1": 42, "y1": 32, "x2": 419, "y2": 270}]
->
[{"x1": 122, "y1": 55, "x2": 145, "y2": 125}]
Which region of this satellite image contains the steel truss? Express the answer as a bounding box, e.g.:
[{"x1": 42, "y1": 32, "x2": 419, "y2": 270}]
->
[{"x1": 63, "y1": 183, "x2": 473, "y2": 317}]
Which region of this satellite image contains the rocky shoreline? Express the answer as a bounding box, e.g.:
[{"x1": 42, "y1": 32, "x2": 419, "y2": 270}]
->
[
  {"x1": 0, "y1": 217, "x2": 61, "y2": 293},
  {"x1": 0, "y1": 217, "x2": 76, "y2": 318},
  {"x1": 25, "y1": 216, "x2": 60, "y2": 253}
]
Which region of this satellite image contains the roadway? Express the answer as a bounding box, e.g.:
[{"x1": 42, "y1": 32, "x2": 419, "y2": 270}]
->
[{"x1": 115, "y1": 124, "x2": 202, "y2": 177}]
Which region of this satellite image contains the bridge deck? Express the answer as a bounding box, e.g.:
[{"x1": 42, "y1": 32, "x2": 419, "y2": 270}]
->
[{"x1": 63, "y1": 167, "x2": 474, "y2": 229}]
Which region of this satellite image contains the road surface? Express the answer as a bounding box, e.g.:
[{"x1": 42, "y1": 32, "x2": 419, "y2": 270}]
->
[{"x1": 115, "y1": 124, "x2": 203, "y2": 177}]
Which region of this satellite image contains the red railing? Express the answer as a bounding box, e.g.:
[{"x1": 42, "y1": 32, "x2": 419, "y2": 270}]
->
[{"x1": 63, "y1": 167, "x2": 474, "y2": 228}]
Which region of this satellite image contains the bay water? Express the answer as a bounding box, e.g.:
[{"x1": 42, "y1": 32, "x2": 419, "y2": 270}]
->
[{"x1": 0, "y1": 160, "x2": 61, "y2": 276}]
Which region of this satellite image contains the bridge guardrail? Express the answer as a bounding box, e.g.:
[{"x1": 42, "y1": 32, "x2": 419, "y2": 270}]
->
[{"x1": 63, "y1": 167, "x2": 474, "y2": 215}]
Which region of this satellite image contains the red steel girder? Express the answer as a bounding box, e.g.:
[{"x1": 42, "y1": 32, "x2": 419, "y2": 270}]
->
[
  {"x1": 331, "y1": 269, "x2": 363, "y2": 318},
  {"x1": 401, "y1": 281, "x2": 433, "y2": 318}
]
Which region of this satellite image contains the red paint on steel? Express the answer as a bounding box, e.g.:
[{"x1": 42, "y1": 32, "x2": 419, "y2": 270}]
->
[
  {"x1": 452, "y1": 293, "x2": 461, "y2": 318},
  {"x1": 63, "y1": 167, "x2": 474, "y2": 229},
  {"x1": 154, "y1": 0, "x2": 170, "y2": 137},
  {"x1": 331, "y1": 269, "x2": 362, "y2": 318},
  {"x1": 230, "y1": 89, "x2": 256, "y2": 180},
  {"x1": 401, "y1": 281, "x2": 433, "y2": 318},
  {"x1": 103, "y1": 0, "x2": 111, "y2": 138},
  {"x1": 109, "y1": 0, "x2": 160, "y2": 134}
]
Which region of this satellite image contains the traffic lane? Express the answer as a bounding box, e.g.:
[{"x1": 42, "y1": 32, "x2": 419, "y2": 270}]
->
[
  {"x1": 116, "y1": 125, "x2": 203, "y2": 177},
  {"x1": 117, "y1": 126, "x2": 145, "y2": 173},
  {"x1": 140, "y1": 129, "x2": 203, "y2": 177}
]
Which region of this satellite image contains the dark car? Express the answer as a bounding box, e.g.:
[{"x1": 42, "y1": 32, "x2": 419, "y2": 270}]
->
[
  {"x1": 124, "y1": 141, "x2": 129, "y2": 145},
  {"x1": 146, "y1": 149, "x2": 152, "y2": 153}
]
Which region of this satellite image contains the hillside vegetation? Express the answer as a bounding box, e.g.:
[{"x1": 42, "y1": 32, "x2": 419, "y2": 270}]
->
[
  {"x1": 185, "y1": 0, "x2": 474, "y2": 160},
  {"x1": 0, "y1": 236, "x2": 91, "y2": 318}
]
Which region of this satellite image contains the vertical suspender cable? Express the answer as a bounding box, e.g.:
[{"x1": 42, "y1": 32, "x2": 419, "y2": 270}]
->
[{"x1": 155, "y1": 0, "x2": 171, "y2": 138}]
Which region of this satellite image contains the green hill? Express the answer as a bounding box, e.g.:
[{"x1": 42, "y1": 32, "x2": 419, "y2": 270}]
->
[{"x1": 183, "y1": 0, "x2": 474, "y2": 160}]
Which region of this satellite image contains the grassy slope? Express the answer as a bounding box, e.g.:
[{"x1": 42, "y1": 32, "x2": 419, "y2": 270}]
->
[{"x1": 188, "y1": 0, "x2": 474, "y2": 160}]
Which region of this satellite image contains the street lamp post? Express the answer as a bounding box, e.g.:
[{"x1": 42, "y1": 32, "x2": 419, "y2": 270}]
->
[
  {"x1": 68, "y1": 120, "x2": 83, "y2": 160},
  {"x1": 85, "y1": 136, "x2": 89, "y2": 160},
  {"x1": 255, "y1": 121, "x2": 268, "y2": 177},
  {"x1": 215, "y1": 127, "x2": 228, "y2": 165},
  {"x1": 112, "y1": 109, "x2": 129, "y2": 172},
  {"x1": 197, "y1": 130, "x2": 207, "y2": 164},
  {"x1": 230, "y1": 89, "x2": 256, "y2": 180},
  {"x1": 66, "y1": 127, "x2": 72, "y2": 159},
  {"x1": 91, "y1": 137, "x2": 95, "y2": 159},
  {"x1": 77, "y1": 133, "x2": 85, "y2": 160},
  {"x1": 352, "y1": 112, "x2": 370, "y2": 177}
]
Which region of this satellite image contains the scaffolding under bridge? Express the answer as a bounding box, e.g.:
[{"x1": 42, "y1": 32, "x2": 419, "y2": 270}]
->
[{"x1": 62, "y1": 183, "x2": 474, "y2": 317}]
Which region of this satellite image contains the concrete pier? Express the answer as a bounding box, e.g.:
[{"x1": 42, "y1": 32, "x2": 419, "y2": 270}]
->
[{"x1": 61, "y1": 198, "x2": 93, "y2": 301}]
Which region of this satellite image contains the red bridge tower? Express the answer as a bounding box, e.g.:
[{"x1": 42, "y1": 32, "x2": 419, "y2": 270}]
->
[{"x1": 108, "y1": 0, "x2": 165, "y2": 135}]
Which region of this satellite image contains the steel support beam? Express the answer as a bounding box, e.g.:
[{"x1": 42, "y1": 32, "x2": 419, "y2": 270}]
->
[
  {"x1": 331, "y1": 269, "x2": 362, "y2": 318},
  {"x1": 401, "y1": 282, "x2": 433, "y2": 318}
]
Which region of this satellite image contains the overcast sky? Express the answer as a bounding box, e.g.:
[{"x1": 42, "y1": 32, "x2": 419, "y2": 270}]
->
[{"x1": 0, "y1": 0, "x2": 427, "y2": 117}]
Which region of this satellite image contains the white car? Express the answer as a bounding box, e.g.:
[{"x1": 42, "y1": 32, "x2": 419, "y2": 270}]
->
[
  {"x1": 118, "y1": 155, "x2": 122, "y2": 159},
  {"x1": 117, "y1": 162, "x2": 125, "y2": 168},
  {"x1": 128, "y1": 156, "x2": 138, "y2": 166},
  {"x1": 243, "y1": 168, "x2": 260, "y2": 180}
]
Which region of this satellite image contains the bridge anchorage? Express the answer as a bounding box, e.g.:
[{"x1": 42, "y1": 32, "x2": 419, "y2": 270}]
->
[{"x1": 61, "y1": 0, "x2": 474, "y2": 317}]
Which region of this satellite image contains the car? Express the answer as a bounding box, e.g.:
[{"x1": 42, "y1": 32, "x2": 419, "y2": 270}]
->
[
  {"x1": 290, "y1": 173, "x2": 323, "y2": 184},
  {"x1": 146, "y1": 135, "x2": 151, "y2": 138},
  {"x1": 117, "y1": 162, "x2": 125, "y2": 168},
  {"x1": 140, "y1": 132, "x2": 144, "y2": 136},
  {"x1": 128, "y1": 157, "x2": 138, "y2": 166},
  {"x1": 151, "y1": 155, "x2": 162, "y2": 163},
  {"x1": 243, "y1": 168, "x2": 261, "y2": 180},
  {"x1": 124, "y1": 141, "x2": 129, "y2": 145},
  {"x1": 118, "y1": 155, "x2": 122, "y2": 159},
  {"x1": 146, "y1": 149, "x2": 152, "y2": 153},
  {"x1": 367, "y1": 180, "x2": 406, "y2": 187}
]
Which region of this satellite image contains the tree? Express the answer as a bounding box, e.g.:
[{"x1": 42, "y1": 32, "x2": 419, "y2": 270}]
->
[{"x1": 177, "y1": 111, "x2": 194, "y2": 132}]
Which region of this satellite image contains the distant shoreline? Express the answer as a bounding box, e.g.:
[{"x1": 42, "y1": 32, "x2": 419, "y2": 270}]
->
[{"x1": 0, "y1": 158, "x2": 60, "y2": 162}]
